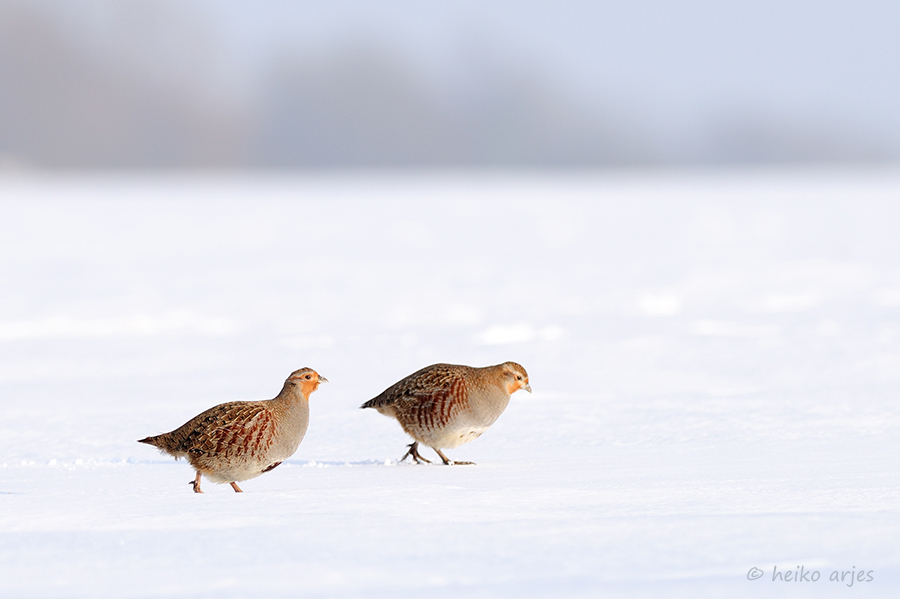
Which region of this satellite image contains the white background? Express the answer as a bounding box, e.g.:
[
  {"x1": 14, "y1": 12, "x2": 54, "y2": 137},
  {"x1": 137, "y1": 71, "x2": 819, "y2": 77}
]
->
[{"x1": 1, "y1": 169, "x2": 898, "y2": 597}]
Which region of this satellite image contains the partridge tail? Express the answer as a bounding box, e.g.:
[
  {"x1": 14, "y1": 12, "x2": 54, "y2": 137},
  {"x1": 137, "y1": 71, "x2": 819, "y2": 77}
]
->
[
  {"x1": 138, "y1": 434, "x2": 179, "y2": 455},
  {"x1": 360, "y1": 396, "x2": 392, "y2": 409}
]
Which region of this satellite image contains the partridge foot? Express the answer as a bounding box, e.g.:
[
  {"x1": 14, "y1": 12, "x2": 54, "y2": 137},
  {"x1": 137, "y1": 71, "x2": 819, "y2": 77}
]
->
[
  {"x1": 434, "y1": 448, "x2": 474, "y2": 465},
  {"x1": 400, "y1": 441, "x2": 432, "y2": 464}
]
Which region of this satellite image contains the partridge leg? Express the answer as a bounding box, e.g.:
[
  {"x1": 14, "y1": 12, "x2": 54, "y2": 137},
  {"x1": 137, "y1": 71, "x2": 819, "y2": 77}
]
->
[
  {"x1": 190, "y1": 471, "x2": 204, "y2": 494},
  {"x1": 434, "y1": 448, "x2": 474, "y2": 466},
  {"x1": 230, "y1": 482, "x2": 244, "y2": 493},
  {"x1": 400, "y1": 441, "x2": 432, "y2": 464}
]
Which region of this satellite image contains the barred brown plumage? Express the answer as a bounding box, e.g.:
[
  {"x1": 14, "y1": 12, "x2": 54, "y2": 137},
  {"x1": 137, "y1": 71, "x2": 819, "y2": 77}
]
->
[
  {"x1": 360, "y1": 362, "x2": 531, "y2": 465},
  {"x1": 138, "y1": 367, "x2": 327, "y2": 493}
]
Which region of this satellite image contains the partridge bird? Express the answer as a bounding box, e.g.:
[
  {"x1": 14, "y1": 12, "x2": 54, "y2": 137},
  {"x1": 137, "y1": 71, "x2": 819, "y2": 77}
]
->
[
  {"x1": 138, "y1": 368, "x2": 327, "y2": 493},
  {"x1": 361, "y1": 362, "x2": 530, "y2": 465}
]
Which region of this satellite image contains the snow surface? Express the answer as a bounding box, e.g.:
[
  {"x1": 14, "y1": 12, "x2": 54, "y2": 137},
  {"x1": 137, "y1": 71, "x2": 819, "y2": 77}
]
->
[{"x1": 1, "y1": 169, "x2": 899, "y2": 597}]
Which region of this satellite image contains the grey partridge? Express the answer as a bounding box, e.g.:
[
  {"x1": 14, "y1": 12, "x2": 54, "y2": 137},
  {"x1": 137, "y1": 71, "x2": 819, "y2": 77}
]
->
[
  {"x1": 139, "y1": 367, "x2": 327, "y2": 493},
  {"x1": 361, "y1": 362, "x2": 530, "y2": 465}
]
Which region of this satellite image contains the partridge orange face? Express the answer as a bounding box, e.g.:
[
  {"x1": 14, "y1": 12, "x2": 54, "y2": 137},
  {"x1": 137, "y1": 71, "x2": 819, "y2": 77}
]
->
[
  {"x1": 287, "y1": 368, "x2": 328, "y2": 396},
  {"x1": 502, "y1": 362, "x2": 531, "y2": 395}
]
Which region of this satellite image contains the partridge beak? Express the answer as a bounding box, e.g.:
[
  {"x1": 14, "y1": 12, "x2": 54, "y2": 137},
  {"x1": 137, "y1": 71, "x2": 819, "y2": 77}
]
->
[
  {"x1": 318, "y1": 375, "x2": 329, "y2": 384},
  {"x1": 523, "y1": 382, "x2": 532, "y2": 393}
]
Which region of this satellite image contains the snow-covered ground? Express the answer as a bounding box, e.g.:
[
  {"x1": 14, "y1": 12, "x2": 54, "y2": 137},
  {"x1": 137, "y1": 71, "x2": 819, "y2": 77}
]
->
[{"x1": 1, "y1": 169, "x2": 898, "y2": 597}]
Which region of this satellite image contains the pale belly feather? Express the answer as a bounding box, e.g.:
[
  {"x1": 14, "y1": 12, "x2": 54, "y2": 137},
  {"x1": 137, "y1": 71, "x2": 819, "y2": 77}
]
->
[{"x1": 429, "y1": 424, "x2": 490, "y2": 449}]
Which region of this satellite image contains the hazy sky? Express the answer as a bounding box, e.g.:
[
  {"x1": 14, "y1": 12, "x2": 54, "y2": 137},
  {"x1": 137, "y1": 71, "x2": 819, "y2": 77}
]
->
[
  {"x1": 3, "y1": 0, "x2": 899, "y2": 167},
  {"x1": 205, "y1": 1, "x2": 900, "y2": 129}
]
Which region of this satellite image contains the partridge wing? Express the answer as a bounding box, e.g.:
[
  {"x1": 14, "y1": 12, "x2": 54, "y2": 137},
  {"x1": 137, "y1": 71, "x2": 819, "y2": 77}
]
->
[
  {"x1": 180, "y1": 402, "x2": 277, "y2": 460},
  {"x1": 393, "y1": 368, "x2": 470, "y2": 431}
]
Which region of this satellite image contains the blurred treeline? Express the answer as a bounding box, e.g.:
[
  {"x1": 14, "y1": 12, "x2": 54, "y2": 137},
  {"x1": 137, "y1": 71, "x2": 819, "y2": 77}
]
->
[{"x1": 1, "y1": 1, "x2": 897, "y2": 169}]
